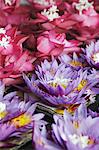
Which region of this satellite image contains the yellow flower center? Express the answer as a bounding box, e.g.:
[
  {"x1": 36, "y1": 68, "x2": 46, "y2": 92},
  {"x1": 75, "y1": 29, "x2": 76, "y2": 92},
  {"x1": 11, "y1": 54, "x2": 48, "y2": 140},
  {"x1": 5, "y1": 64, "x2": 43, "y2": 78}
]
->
[
  {"x1": 55, "y1": 109, "x2": 64, "y2": 115},
  {"x1": 0, "y1": 111, "x2": 7, "y2": 119},
  {"x1": 69, "y1": 134, "x2": 95, "y2": 148},
  {"x1": 73, "y1": 121, "x2": 79, "y2": 129},
  {"x1": 11, "y1": 113, "x2": 32, "y2": 128},
  {"x1": 70, "y1": 60, "x2": 82, "y2": 67},
  {"x1": 77, "y1": 80, "x2": 87, "y2": 91},
  {"x1": 48, "y1": 77, "x2": 71, "y2": 88},
  {"x1": 67, "y1": 104, "x2": 80, "y2": 114}
]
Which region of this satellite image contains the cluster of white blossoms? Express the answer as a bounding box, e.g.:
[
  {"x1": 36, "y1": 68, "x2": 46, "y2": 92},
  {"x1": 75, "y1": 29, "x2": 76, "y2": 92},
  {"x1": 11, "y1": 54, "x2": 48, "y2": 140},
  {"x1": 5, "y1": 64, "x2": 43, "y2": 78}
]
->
[
  {"x1": 85, "y1": 89, "x2": 96, "y2": 104},
  {"x1": 34, "y1": 0, "x2": 55, "y2": 6},
  {"x1": 4, "y1": 0, "x2": 12, "y2": 5},
  {"x1": 0, "y1": 28, "x2": 11, "y2": 49},
  {"x1": 93, "y1": 53, "x2": 99, "y2": 64},
  {"x1": 0, "y1": 35, "x2": 11, "y2": 49},
  {"x1": 41, "y1": 5, "x2": 59, "y2": 21},
  {"x1": 75, "y1": 0, "x2": 94, "y2": 15},
  {"x1": 69, "y1": 134, "x2": 93, "y2": 148}
]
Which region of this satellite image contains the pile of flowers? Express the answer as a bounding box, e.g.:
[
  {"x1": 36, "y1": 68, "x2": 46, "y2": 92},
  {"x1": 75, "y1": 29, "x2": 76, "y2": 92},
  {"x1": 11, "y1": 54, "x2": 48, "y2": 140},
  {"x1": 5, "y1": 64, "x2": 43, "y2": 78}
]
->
[{"x1": 0, "y1": 0, "x2": 99, "y2": 149}]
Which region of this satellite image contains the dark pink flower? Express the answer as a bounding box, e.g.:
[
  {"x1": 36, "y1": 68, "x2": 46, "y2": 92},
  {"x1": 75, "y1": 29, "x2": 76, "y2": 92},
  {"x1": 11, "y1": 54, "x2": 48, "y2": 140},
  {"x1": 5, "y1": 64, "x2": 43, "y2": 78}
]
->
[
  {"x1": 0, "y1": 45, "x2": 36, "y2": 85},
  {"x1": 0, "y1": 26, "x2": 28, "y2": 55},
  {"x1": 37, "y1": 30, "x2": 80, "y2": 56}
]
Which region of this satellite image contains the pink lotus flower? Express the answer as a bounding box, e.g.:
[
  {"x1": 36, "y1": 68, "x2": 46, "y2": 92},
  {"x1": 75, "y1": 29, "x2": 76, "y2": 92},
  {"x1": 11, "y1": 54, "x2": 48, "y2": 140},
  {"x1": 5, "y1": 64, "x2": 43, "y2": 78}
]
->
[
  {"x1": 0, "y1": 45, "x2": 36, "y2": 85},
  {"x1": 0, "y1": 2, "x2": 31, "y2": 27},
  {"x1": 37, "y1": 30, "x2": 80, "y2": 56},
  {"x1": 73, "y1": 8, "x2": 99, "y2": 28},
  {"x1": 0, "y1": 26, "x2": 28, "y2": 55}
]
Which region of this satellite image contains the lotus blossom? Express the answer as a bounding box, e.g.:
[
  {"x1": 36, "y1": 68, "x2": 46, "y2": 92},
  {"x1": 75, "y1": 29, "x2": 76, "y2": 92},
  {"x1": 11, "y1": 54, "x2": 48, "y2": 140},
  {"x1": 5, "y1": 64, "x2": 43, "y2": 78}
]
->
[
  {"x1": 83, "y1": 40, "x2": 99, "y2": 69},
  {"x1": 37, "y1": 30, "x2": 80, "y2": 56},
  {"x1": 59, "y1": 52, "x2": 85, "y2": 70},
  {"x1": 0, "y1": 1, "x2": 31, "y2": 27},
  {"x1": 0, "y1": 26, "x2": 36, "y2": 85},
  {"x1": 24, "y1": 57, "x2": 99, "y2": 109},
  {"x1": 33, "y1": 104, "x2": 99, "y2": 150},
  {"x1": 0, "y1": 81, "x2": 44, "y2": 145},
  {"x1": 66, "y1": 0, "x2": 99, "y2": 28},
  {"x1": 0, "y1": 26, "x2": 29, "y2": 55},
  {"x1": 0, "y1": 45, "x2": 35, "y2": 85},
  {"x1": 39, "y1": 1, "x2": 99, "y2": 44}
]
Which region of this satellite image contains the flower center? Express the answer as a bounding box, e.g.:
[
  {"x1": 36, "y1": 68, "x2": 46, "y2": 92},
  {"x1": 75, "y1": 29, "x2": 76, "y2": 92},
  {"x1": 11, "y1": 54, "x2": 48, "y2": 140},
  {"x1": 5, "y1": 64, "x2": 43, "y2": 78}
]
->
[
  {"x1": 0, "y1": 111, "x2": 7, "y2": 120},
  {"x1": 11, "y1": 113, "x2": 32, "y2": 128},
  {"x1": 73, "y1": 121, "x2": 79, "y2": 128},
  {"x1": 92, "y1": 53, "x2": 99, "y2": 64},
  {"x1": 41, "y1": 5, "x2": 59, "y2": 21},
  {"x1": 0, "y1": 102, "x2": 7, "y2": 120},
  {"x1": 77, "y1": 80, "x2": 87, "y2": 91},
  {"x1": 69, "y1": 134, "x2": 94, "y2": 148},
  {"x1": 47, "y1": 77, "x2": 72, "y2": 88},
  {"x1": 70, "y1": 60, "x2": 82, "y2": 67},
  {"x1": 75, "y1": 0, "x2": 93, "y2": 15}
]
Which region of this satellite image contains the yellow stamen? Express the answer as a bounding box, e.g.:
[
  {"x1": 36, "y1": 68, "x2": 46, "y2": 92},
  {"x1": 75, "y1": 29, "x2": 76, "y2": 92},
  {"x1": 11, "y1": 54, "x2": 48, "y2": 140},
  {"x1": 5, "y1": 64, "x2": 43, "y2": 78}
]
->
[
  {"x1": 77, "y1": 80, "x2": 87, "y2": 91},
  {"x1": 70, "y1": 61, "x2": 82, "y2": 67},
  {"x1": 88, "y1": 138, "x2": 95, "y2": 145},
  {"x1": 67, "y1": 104, "x2": 80, "y2": 114},
  {"x1": 73, "y1": 121, "x2": 79, "y2": 129},
  {"x1": 11, "y1": 113, "x2": 32, "y2": 128},
  {"x1": 55, "y1": 109, "x2": 64, "y2": 115},
  {"x1": 0, "y1": 111, "x2": 7, "y2": 119}
]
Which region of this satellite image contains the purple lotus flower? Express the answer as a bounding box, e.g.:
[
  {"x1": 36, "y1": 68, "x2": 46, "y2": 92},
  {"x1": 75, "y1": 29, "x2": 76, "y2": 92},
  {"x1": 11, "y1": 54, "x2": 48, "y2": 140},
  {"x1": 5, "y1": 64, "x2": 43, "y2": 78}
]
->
[
  {"x1": 0, "y1": 81, "x2": 44, "y2": 143},
  {"x1": 24, "y1": 58, "x2": 99, "y2": 109},
  {"x1": 33, "y1": 104, "x2": 99, "y2": 150},
  {"x1": 59, "y1": 53, "x2": 84, "y2": 70},
  {"x1": 83, "y1": 40, "x2": 99, "y2": 69}
]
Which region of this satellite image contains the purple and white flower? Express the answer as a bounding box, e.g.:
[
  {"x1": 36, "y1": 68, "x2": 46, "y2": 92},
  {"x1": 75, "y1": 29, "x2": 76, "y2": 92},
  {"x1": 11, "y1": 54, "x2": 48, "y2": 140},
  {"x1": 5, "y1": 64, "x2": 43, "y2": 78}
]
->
[
  {"x1": 24, "y1": 58, "x2": 99, "y2": 108},
  {"x1": 83, "y1": 41, "x2": 99, "y2": 69}
]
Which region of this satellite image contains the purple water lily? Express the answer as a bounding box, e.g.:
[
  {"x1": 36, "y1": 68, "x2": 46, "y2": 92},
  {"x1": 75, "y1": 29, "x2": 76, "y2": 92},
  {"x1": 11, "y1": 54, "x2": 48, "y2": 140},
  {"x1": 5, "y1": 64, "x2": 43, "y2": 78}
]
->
[
  {"x1": 33, "y1": 104, "x2": 99, "y2": 150},
  {"x1": 59, "y1": 52, "x2": 84, "y2": 70},
  {"x1": 0, "y1": 81, "x2": 44, "y2": 143},
  {"x1": 24, "y1": 58, "x2": 99, "y2": 109},
  {"x1": 83, "y1": 40, "x2": 99, "y2": 69}
]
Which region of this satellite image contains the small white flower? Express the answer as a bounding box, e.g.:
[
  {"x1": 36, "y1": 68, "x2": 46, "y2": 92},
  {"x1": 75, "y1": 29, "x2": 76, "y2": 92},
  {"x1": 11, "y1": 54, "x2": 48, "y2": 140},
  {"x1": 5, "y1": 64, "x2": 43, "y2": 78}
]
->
[
  {"x1": 80, "y1": 135, "x2": 89, "y2": 148},
  {"x1": 41, "y1": 5, "x2": 59, "y2": 21},
  {"x1": 93, "y1": 53, "x2": 99, "y2": 64},
  {"x1": 69, "y1": 134, "x2": 79, "y2": 145},
  {"x1": 0, "y1": 35, "x2": 11, "y2": 48},
  {"x1": 0, "y1": 102, "x2": 6, "y2": 113},
  {"x1": 75, "y1": 0, "x2": 93, "y2": 15},
  {"x1": 69, "y1": 134, "x2": 89, "y2": 148},
  {"x1": 34, "y1": 0, "x2": 55, "y2": 6},
  {"x1": 89, "y1": 94, "x2": 96, "y2": 104},
  {"x1": 4, "y1": 0, "x2": 12, "y2": 5},
  {"x1": 0, "y1": 28, "x2": 6, "y2": 34},
  {"x1": 85, "y1": 89, "x2": 96, "y2": 104}
]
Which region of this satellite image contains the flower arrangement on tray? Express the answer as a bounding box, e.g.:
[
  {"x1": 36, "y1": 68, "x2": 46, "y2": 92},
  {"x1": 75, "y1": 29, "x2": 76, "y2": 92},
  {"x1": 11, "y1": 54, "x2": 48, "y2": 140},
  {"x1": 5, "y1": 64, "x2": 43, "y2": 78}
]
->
[{"x1": 0, "y1": 0, "x2": 99, "y2": 150}]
